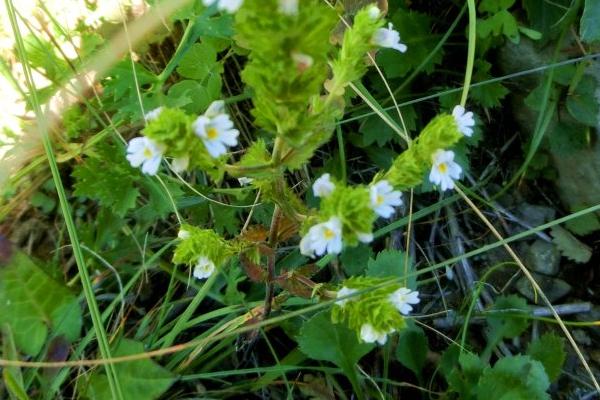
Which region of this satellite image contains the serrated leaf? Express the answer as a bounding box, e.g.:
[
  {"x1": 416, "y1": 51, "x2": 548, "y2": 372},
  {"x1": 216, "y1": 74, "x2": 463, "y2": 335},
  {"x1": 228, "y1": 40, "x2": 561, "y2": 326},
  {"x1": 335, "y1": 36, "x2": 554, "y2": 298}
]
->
[
  {"x1": 177, "y1": 42, "x2": 222, "y2": 81},
  {"x1": 297, "y1": 311, "x2": 373, "y2": 379},
  {"x1": 551, "y1": 225, "x2": 592, "y2": 263},
  {"x1": 477, "y1": 10, "x2": 519, "y2": 42},
  {"x1": 377, "y1": 10, "x2": 444, "y2": 78},
  {"x1": 486, "y1": 295, "x2": 530, "y2": 340},
  {"x1": 477, "y1": 356, "x2": 550, "y2": 400},
  {"x1": 367, "y1": 249, "x2": 415, "y2": 288},
  {"x1": 564, "y1": 211, "x2": 600, "y2": 235},
  {"x1": 581, "y1": 0, "x2": 600, "y2": 43},
  {"x1": 396, "y1": 327, "x2": 428, "y2": 377},
  {"x1": 527, "y1": 333, "x2": 565, "y2": 382},
  {"x1": 84, "y1": 339, "x2": 175, "y2": 400},
  {"x1": 470, "y1": 60, "x2": 509, "y2": 108},
  {"x1": 0, "y1": 252, "x2": 82, "y2": 356},
  {"x1": 72, "y1": 142, "x2": 141, "y2": 217},
  {"x1": 167, "y1": 76, "x2": 222, "y2": 114}
]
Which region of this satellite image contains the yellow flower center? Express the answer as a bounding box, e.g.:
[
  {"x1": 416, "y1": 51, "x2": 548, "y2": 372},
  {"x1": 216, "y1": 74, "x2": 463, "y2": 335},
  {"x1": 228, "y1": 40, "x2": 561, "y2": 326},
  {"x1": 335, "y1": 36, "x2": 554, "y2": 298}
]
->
[
  {"x1": 376, "y1": 194, "x2": 384, "y2": 205},
  {"x1": 323, "y1": 228, "x2": 335, "y2": 240},
  {"x1": 207, "y1": 127, "x2": 219, "y2": 140},
  {"x1": 437, "y1": 163, "x2": 447, "y2": 173},
  {"x1": 143, "y1": 147, "x2": 153, "y2": 159}
]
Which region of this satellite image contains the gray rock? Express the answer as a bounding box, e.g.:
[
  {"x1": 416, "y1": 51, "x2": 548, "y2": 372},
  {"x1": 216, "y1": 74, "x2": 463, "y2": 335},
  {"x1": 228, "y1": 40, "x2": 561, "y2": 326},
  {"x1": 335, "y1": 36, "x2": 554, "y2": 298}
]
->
[
  {"x1": 525, "y1": 240, "x2": 561, "y2": 276},
  {"x1": 516, "y1": 273, "x2": 571, "y2": 303}
]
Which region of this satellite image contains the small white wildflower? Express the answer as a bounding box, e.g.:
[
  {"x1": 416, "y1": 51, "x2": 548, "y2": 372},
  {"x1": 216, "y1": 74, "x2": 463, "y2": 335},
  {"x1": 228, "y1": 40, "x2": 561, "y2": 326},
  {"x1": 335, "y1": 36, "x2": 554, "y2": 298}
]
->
[
  {"x1": 144, "y1": 106, "x2": 163, "y2": 122},
  {"x1": 278, "y1": 0, "x2": 298, "y2": 15},
  {"x1": 193, "y1": 101, "x2": 239, "y2": 158},
  {"x1": 299, "y1": 217, "x2": 343, "y2": 258},
  {"x1": 202, "y1": 0, "x2": 243, "y2": 13},
  {"x1": 204, "y1": 99, "x2": 226, "y2": 118},
  {"x1": 367, "y1": 4, "x2": 381, "y2": 19},
  {"x1": 372, "y1": 22, "x2": 407, "y2": 53},
  {"x1": 335, "y1": 286, "x2": 358, "y2": 307},
  {"x1": 238, "y1": 177, "x2": 254, "y2": 186},
  {"x1": 126, "y1": 137, "x2": 164, "y2": 176},
  {"x1": 429, "y1": 149, "x2": 462, "y2": 191},
  {"x1": 360, "y1": 324, "x2": 393, "y2": 345},
  {"x1": 171, "y1": 156, "x2": 189, "y2": 173},
  {"x1": 389, "y1": 287, "x2": 420, "y2": 315},
  {"x1": 193, "y1": 256, "x2": 216, "y2": 279},
  {"x1": 370, "y1": 180, "x2": 403, "y2": 218},
  {"x1": 178, "y1": 229, "x2": 191, "y2": 240},
  {"x1": 312, "y1": 173, "x2": 335, "y2": 198},
  {"x1": 452, "y1": 105, "x2": 475, "y2": 137},
  {"x1": 357, "y1": 232, "x2": 374, "y2": 243}
]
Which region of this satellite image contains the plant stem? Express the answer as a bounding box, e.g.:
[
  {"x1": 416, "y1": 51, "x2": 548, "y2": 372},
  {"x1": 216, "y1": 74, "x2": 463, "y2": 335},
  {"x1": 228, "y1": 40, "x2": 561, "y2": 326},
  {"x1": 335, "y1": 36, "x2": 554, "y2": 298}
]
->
[
  {"x1": 4, "y1": 0, "x2": 123, "y2": 398},
  {"x1": 460, "y1": 0, "x2": 477, "y2": 107}
]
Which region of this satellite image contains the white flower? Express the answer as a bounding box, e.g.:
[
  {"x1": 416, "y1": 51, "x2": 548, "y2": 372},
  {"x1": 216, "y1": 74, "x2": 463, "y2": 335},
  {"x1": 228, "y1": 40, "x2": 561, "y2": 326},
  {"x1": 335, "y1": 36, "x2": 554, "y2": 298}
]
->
[
  {"x1": 204, "y1": 99, "x2": 226, "y2": 118},
  {"x1": 335, "y1": 286, "x2": 358, "y2": 307},
  {"x1": 313, "y1": 173, "x2": 335, "y2": 198},
  {"x1": 144, "y1": 106, "x2": 163, "y2": 122},
  {"x1": 389, "y1": 288, "x2": 420, "y2": 315},
  {"x1": 278, "y1": 0, "x2": 298, "y2": 15},
  {"x1": 429, "y1": 149, "x2": 462, "y2": 191},
  {"x1": 299, "y1": 217, "x2": 343, "y2": 258},
  {"x1": 202, "y1": 0, "x2": 243, "y2": 13},
  {"x1": 193, "y1": 256, "x2": 216, "y2": 279},
  {"x1": 452, "y1": 105, "x2": 475, "y2": 137},
  {"x1": 238, "y1": 177, "x2": 254, "y2": 186},
  {"x1": 357, "y1": 232, "x2": 374, "y2": 243},
  {"x1": 372, "y1": 23, "x2": 407, "y2": 53},
  {"x1": 178, "y1": 229, "x2": 191, "y2": 240},
  {"x1": 360, "y1": 324, "x2": 393, "y2": 345},
  {"x1": 126, "y1": 137, "x2": 164, "y2": 176},
  {"x1": 193, "y1": 102, "x2": 239, "y2": 158},
  {"x1": 367, "y1": 5, "x2": 381, "y2": 20},
  {"x1": 171, "y1": 156, "x2": 189, "y2": 173},
  {"x1": 370, "y1": 180, "x2": 403, "y2": 218}
]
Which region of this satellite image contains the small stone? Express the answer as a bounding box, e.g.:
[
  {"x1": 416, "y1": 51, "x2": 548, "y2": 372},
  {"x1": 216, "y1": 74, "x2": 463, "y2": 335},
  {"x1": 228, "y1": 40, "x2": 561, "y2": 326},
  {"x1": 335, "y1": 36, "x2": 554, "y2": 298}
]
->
[
  {"x1": 525, "y1": 240, "x2": 561, "y2": 276},
  {"x1": 516, "y1": 273, "x2": 571, "y2": 303}
]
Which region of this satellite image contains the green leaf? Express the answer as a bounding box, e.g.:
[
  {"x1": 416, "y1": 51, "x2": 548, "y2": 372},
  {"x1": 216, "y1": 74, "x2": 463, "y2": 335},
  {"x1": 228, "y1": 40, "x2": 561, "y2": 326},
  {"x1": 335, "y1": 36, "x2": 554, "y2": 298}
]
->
[
  {"x1": 297, "y1": 311, "x2": 373, "y2": 391},
  {"x1": 377, "y1": 10, "x2": 444, "y2": 78},
  {"x1": 522, "y1": 0, "x2": 571, "y2": 38},
  {"x1": 470, "y1": 60, "x2": 509, "y2": 108},
  {"x1": 477, "y1": 356, "x2": 550, "y2": 400},
  {"x1": 551, "y1": 225, "x2": 592, "y2": 263},
  {"x1": 479, "y1": 0, "x2": 516, "y2": 13},
  {"x1": 84, "y1": 339, "x2": 175, "y2": 400},
  {"x1": 167, "y1": 76, "x2": 222, "y2": 114},
  {"x1": 477, "y1": 10, "x2": 519, "y2": 42},
  {"x1": 396, "y1": 326, "x2": 428, "y2": 377},
  {"x1": 72, "y1": 142, "x2": 141, "y2": 217},
  {"x1": 527, "y1": 333, "x2": 565, "y2": 382},
  {"x1": 486, "y1": 295, "x2": 530, "y2": 340},
  {"x1": 566, "y1": 75, "x2": 599, "y2": 127},
  {"x1": 176, "y1": 42, "x2": 222, "y2": 81},
  {"x1": 564, "y1": 210, "x2": 600, "y2": 235},
  {"x1": 340, "y1": 244, "x2": 372, "y2": 275},
  {"x1": 367, "y1": 249, "x2": 415, "y2": 288},
  {"x1": 0, "y1": 252, "x2": 82, "y2": 356},
  {"x1": 581, "y1": 0, "x2": 600, "y2": 43},
  {"x1": 441, "y1": 347, "x2": 484, "y2": 400}
]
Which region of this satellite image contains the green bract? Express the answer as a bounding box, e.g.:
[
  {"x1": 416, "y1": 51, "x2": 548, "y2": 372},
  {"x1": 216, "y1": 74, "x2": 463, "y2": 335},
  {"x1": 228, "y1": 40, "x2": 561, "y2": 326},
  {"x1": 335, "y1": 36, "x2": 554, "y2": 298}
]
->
[
  {"x1": 332, "y1": 276, "x2": 406, "y2": 340},
  {"x1": 319, "y1": 185, "x2": 375, "y2": 246},
  {"x1": 385, "y1": 113, "x2": 463, "y2": 189},
  {"x1": 142, "y1": 107, "x2": 224, "y2": 179},
  {"x1": 327, "y1": 7, "x2": 384, "y2": 96},
  {"x1": 236, "y1": 0, "x2": 335, "y2": 138},
  {"x1": 173, "y1": 224, "x2": 236, "y2": 267}
]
